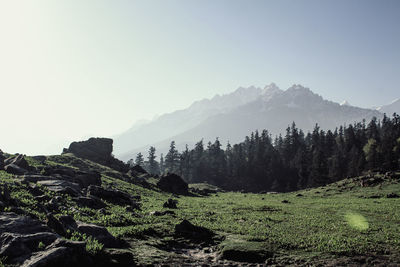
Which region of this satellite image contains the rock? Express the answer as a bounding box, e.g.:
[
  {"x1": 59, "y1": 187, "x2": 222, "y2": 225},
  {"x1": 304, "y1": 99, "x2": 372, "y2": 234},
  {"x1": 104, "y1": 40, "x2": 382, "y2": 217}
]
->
[
  {"x1": 157, "y1": 173, "x2": 188, "y2": 195},
  {"x1": 73, "y1": 171, "x2": 102, "y2": 188},
  {"x1": 150, "y1": 210, "x2": 175, "y2": 216},
  {"x1": 28, "y1": 185, "x2": 45, "y2": 197},
  {"x1": 62, "y1": 137, "x2": 129, "y2": 173},
  {"x1": 23, "y1": 175, "x2": 58, "y2": 183},
  {"x1": 219, "y1": 244, "x2": 273, "y2": 263},
  {"x1": 0, "y1": 212, "x2": 51, "y2": 235},
  {"x1": 75, "y1": 196, "x2": 106, "y2": 209},
  {"x1": 103, "y1": 249, "x2": 135, "y2": 267},
  {"x1": 5, "y1": 154, "x2": 31, "y2": 170},
  {"x1": 0, "y1": 212, "x2": 59, "y2": 264},
  {"x1": 38, "y1": 180, "x2": 81, "y2": 197},
  {"x1": 4, "y1": 163, "x2": 28, "y2": 175},
  {"x1": 31, "y1": 155, "x2": 47, "y2": 164},
  {"x1": 0, "y1": 151, "x2": 5, "y2": 170},
  {"x1": 174, "y1": 220, "x2": 215, "y2": 241},
  {"x1": 43, "y1": 166, "x2": 76, "y2": 177},
  {"x1": 42, "y1": 167, "x2": 102, "y2": 188},
  {"x1": 21, "y1": 244, "x2": 89, "y2": 267},
  {"x1": 0, "y1": 184, "x2": 12, "y2": 203},
  {"x1": 76, "y1": 222, "x2": 122, "y2": 248},
  {"x1": 296, "y1": 193, "x2": 303, "y2": 197},
  {"x1": 128, "y1": 165, "x2": 148, "y2": 176},
  {"x1": 163, "y1": 198, "x2": 178, "y2": 209},
  {"x1": 387, "y1": 192, "x2": 399, "y2": 198},
  {"x1": 46, "y1": 214, "x2": 67, "y2": 236},
  {"x1": 58, "y1": 215, "x2": 78, "y2": 233},
  {"x1": 63, "y1": 138, "x2": 113, "y2": 163},
  {"x1": 281, "y1": 200, "x2": 290, "y2": 203},
  {"x1": 87, "y1": 185, "x2": 138, "y2": 208}
]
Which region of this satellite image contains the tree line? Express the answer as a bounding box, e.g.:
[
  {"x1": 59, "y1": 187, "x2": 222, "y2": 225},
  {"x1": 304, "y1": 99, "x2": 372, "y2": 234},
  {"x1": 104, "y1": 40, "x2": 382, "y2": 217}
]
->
[{"x1": 128, "y1": 114, "x2": 400, "y2": 192}]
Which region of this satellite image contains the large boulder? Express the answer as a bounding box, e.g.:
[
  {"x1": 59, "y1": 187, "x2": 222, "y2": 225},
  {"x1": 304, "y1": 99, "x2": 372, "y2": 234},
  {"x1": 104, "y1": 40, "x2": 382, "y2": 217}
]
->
[
  {"x1": 63, "y1": 138, "x2": 113, "y2": 164},
  {"x1": 157, "y1": 173, "x2": 188, "y2": 195},
  {"x1": 62, "y1": 138, "x2": 129, "y2": 172}
]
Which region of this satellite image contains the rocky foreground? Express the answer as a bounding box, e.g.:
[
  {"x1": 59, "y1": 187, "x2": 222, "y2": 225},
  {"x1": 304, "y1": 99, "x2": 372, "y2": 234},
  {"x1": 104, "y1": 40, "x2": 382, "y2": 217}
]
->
[{"x1": 0, "y1": 138, "x2": 218, "y2": 266}]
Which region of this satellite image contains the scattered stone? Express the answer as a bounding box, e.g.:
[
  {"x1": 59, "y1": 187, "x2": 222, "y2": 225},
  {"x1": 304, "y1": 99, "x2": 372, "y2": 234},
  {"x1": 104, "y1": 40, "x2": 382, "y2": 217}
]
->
[
  {"x1": 5, "y1": 154, "x2": 31, "y2": 170},
  {"x1": 129, "y1": 164, "x2": 147, "y2": 174},
  {"x1": 219, "y1": 243, "x2": 273, "y2": 263},
  {"x1": 73, "y1": 171, "x2": 102, "y2": 188},
  {"x1": 163, "y1": 198, "x2": 178, "y2": 209},
  {"x1": 87, "y1": 185, "x2": 139, "y2": 208},
  {"x1": 4, "y1": 163, "x2": 28, "y2": 175},
  {"x1": 28, "y1": 185, "x2": 45, "y2": 197},
  {"x1": 46, "y1": 214, "x2": 67, "y2": 236},
  {"x1": 150, "y1": 210, "x2": 175, "y2": 216},
  {"x1": 43, "y1": 166, "x2": 76, "y2": 177},
  {"x1": 174, "y1": 220, "x2": 215, "y2": 241},
  {"x1": 157, "y1": 173, "x2": 188, "y2": 195},
  {"x1": 76, "y1": 222, "x2": 123, "y2": 248},
  {"x1": 23, "y1": 175, "x2": 58, "y2": 183},
  {"x1": 387, "y1": 192, "x2": 399, "y2": 198},
  {"x1": 38, "y1": 180, "x2": 81, "y2": 197},
  {"x1": 0, "y1": 212, "x2": 59, "y2": 265},
  {"x1": 0, "y1": 184, "x2": 12, "y2": 203},
  {"x1": 31, "y1": 155, "x2": 47, "y2": 163},
  {"x1": 75, "y1": 196, "x2": 106, "y2": 209},
  {"x1": 58, "y1": 215, "x2": 78, "y2": 233}
]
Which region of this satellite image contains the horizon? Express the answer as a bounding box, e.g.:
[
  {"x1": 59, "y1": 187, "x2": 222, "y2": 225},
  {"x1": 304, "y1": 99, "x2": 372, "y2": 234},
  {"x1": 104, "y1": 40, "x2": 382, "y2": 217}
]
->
[{"x1": 1, "y1": 0, "x2": 399, "y2": 155}]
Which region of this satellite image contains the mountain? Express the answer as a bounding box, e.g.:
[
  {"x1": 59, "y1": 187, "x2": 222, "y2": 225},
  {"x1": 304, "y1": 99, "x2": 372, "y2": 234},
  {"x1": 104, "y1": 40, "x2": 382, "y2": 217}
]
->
[
  {"x1": 113, "y1": 84, "x2": 281, "y2": 156},
  {"x1": 376, "y1": 98, "x2": 400, "y2": 116},
  {"x1": 115, "y1": 84, "x2": 383, "y2": 161},
  {"x1": 340, "y1": 100, "x2": 352, "y2": 106}
]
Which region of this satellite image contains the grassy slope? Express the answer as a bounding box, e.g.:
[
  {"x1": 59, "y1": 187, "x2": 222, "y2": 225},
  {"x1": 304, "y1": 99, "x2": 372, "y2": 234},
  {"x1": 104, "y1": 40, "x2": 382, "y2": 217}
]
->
[{"x1": 1, "y1": 154, "x2": 400, "y2": 265}]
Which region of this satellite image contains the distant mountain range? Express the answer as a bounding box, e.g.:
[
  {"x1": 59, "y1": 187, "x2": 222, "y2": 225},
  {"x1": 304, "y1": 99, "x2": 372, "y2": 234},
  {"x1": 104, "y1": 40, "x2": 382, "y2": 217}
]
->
[{"x1": 114, "y1": 84, "x2": 398, "y2": 161}]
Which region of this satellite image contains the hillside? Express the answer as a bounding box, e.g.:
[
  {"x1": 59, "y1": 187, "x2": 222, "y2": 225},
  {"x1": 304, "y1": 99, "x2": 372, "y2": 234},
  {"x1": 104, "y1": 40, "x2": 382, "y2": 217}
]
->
[
  {"x1": 1, "y1": 140, "x2": 400, "y2": 266},
  {"x1": 115, "y1": 84, "x2": 383, "y2": 161}
]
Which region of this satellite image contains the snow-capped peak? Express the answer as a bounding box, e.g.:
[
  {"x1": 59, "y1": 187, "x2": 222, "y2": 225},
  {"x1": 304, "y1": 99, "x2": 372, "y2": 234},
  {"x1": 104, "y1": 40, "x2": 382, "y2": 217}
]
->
[{"x1": 340, "y1": 100, "x2": 351, "y2": 106}]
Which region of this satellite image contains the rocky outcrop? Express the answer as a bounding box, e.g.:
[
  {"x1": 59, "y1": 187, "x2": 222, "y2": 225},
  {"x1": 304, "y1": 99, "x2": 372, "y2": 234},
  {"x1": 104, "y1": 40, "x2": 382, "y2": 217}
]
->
[
  {"x1": 0, "y1": 212, "x2": 59, "y2": 265},
  {"x1": 3, "y1": 154, "x2": 33, "y2": 175},
  {"x1": 62, "y1": 137, "x2": 129, "y2": 172},
  {"x1": 157, "y1": 173, "x2": 188, "y2": 195}
]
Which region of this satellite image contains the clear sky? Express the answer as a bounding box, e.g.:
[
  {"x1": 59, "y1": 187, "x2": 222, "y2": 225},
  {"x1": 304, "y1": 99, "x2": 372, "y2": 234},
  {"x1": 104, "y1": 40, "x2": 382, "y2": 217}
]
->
[{"x1": 0, "y1": 0, "x2": 399, "y2": 155}]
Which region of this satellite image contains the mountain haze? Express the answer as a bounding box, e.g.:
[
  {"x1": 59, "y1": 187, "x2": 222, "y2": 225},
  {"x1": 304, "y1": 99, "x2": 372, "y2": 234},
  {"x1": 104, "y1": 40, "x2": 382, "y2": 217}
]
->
[
  {"x1": 115, "y1": 84, "x2": 384, "y2": 161},
  {"x1": 377, "y1": 98, "x2": 400, "y2": 116}
]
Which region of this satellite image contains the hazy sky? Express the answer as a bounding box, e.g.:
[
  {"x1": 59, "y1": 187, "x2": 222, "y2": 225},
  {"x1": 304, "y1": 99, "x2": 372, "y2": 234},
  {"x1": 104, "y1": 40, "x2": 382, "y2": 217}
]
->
[{"x1": 0, "y1": 0, "x2": 399, "y2": 155}]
